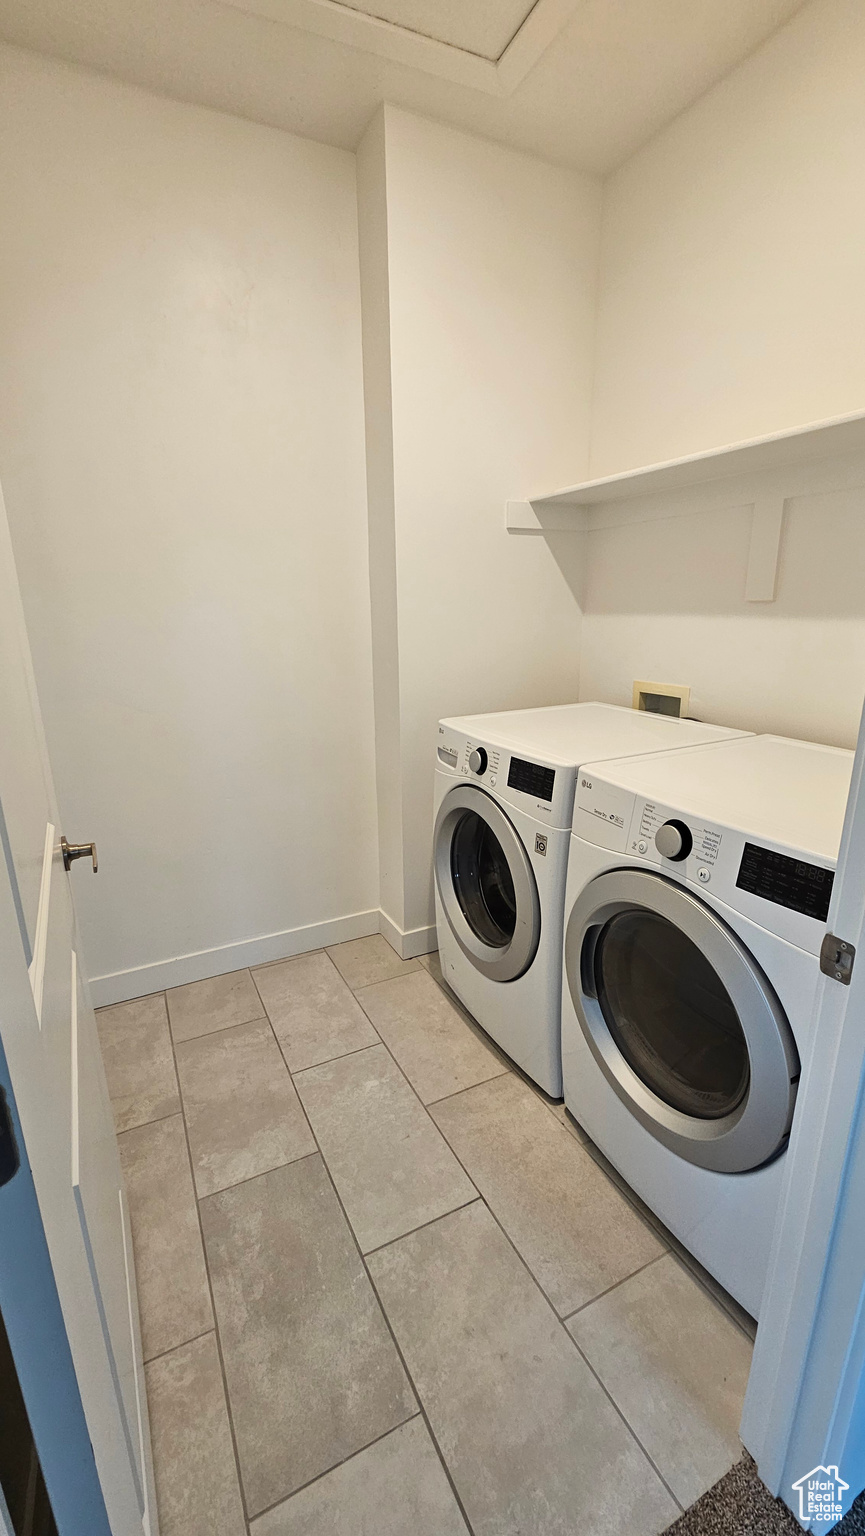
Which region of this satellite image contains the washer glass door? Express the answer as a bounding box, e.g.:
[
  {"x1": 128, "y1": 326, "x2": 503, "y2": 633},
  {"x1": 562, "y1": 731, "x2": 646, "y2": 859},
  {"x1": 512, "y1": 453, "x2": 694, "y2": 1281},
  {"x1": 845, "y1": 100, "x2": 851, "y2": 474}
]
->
[
  {"x1": 450, "y1": 810, "x2": 517, "y2": 948},
  {"x1": 565, "y1": 868, "x2": 799, "y2": 1172},
  {"x1": 435, "y1": 785, "x2": 540, "y2": 982}
]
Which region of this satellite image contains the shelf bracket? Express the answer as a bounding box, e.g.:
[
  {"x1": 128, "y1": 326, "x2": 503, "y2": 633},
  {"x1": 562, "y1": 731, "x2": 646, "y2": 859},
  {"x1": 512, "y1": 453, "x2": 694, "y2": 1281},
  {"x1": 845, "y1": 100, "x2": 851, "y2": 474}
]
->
[
  {"x1": 745, "y1": 495, "x2": 786, "y2": 602},
  {"x1": 505, "y1": 500, "x2": 588, "y2": 534}
]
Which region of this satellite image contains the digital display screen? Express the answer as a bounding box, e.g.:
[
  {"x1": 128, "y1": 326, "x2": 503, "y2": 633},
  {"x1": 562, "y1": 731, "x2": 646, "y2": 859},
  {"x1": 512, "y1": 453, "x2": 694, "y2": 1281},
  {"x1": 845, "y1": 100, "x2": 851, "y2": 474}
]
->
[
  {"x1": 507, "y1": 756, "x2": 555, "y2": 803},
  {"x1": 736, "y1": 841, "x2": 834, "y2": 922}
]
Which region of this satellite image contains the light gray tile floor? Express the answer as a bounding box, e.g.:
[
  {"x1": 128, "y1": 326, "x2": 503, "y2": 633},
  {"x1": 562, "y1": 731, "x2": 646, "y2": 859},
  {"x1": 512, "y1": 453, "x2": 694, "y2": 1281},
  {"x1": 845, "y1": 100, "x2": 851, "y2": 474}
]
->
[
  {"x1": 252, "y1": 951, "x2": 378, "y2": 1071},
  {"x1": 326, "y1": 933, "x2": 421, "y2": 989},
  {"x1": 368, "y1": 1201, "x2": 678, "y2": 1536},
  {"x1": 118, "y1": 1112, "x2": 212, "y2": 1361},
  {"x1": 548, "y1": 1096, "x2": 590, "y2": 1143},
  {"x1": 99, "y1": 934, "x2": 755, "y2": 1536},
  {"x1": 249, "y1": 1416, "x2": 468, "y2": 1536},
  {"x1": 357, "y1": 968, "x2": 508, "y2": 1103},
  {"x1": 431, "y1": 1072, "x2": 665, "y2": 1315},
  {"x1": 568, "y1": 1254, "x2": 753, "y2": 1507},
  {"x1": 416, "y1": 949, "x2": 444, "y2": 983},
  {"x1": 167, "y1": 968, "x2": 264, "y2": 1042},
  {"x1": 145, "y1": 1331, "x2": 246, "y2": 1536},
  {"x1": 97, "y1": 993, "x2": 180, "y2": 1133},
  {"x1": 572, "y1": 1122, "x2": 759, "y2": 1342},
  {"x1": 200, "y1": 1156, "x2": 415, "y2": 1516},
  {"x1": 177, "y1": 1019, "x2": 315, "y2": 1197},
  {"x1": 294, "y1": 1045, "x2": 477, "y2": 1253}
]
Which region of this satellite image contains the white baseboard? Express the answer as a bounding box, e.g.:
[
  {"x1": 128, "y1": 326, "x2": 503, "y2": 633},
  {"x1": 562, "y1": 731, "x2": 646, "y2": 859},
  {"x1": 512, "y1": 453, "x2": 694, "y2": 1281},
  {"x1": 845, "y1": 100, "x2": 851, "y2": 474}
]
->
[
  {"x1": 88, "y1": 908, "x2": 381, "y2": 1007},
  {"x1": 378, "y1": 909, "x2": 438, "y2": 961}
]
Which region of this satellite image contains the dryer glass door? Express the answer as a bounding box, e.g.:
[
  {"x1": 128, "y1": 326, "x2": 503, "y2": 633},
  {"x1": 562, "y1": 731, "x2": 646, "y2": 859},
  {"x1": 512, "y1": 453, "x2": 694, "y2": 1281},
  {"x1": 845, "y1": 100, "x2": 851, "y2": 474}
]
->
[
  {"x1": 434, "y1": 785, "x2": 540, "y2": 982},
  {"x1": 565, "y1": 869, "x2": 800, "y2": 1172},
  {"x1": 593, "y1": 910, "x2": 750, "y2": 1121}
]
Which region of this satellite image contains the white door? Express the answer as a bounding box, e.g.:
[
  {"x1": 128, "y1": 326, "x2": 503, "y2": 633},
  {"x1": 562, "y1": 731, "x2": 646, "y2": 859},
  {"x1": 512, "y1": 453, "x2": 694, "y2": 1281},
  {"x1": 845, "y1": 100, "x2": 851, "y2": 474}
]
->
[
  {"x1": 742, "y1": 696, "x2": 865, "y2": 1524},
  {"x1": 0, "y1": 482, "x2": 156, "y2": 1535}
]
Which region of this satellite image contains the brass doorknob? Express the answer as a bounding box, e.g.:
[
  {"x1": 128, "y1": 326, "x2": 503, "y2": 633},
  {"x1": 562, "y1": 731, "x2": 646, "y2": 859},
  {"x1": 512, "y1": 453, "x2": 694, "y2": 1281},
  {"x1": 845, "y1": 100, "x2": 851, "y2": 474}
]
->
[{"x1": 61, "y1": 837, "x2": 98, "y2": 874}]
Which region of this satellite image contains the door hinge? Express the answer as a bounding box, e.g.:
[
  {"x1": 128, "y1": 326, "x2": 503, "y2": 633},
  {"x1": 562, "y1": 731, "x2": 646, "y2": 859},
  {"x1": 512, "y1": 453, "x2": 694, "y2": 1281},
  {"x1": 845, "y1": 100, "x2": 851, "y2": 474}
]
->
[
  {"x1": 0, "y1": 1087, "x2": 20, "y2": 1188},
  {"x1": 820, "y1": 933, "x2": 856, "y2": 986}
]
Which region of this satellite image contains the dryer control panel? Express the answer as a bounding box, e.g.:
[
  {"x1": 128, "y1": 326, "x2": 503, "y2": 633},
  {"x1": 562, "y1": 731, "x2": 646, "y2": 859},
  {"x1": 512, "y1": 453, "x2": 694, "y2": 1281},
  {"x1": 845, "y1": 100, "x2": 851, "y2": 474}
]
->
[
  {"x1": 436, "y1": 725, "x2": 575, "y2": 829},
  {"x1": 574, "y1": 773, "x2": 834, "y2": 956},
  {"x1": 735, "y1": 842, "x2": 834, "y2": 923}
]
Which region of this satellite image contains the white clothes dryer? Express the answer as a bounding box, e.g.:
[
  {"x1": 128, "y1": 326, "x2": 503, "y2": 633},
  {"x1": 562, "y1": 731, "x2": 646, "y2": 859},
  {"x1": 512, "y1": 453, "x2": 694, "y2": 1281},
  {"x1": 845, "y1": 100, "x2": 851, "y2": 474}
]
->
[
  {"x1": 561, "y1": 734, "x2": 854, "y2": 1318},
  {"x1": 433, "y1": 703, "x2": 747, "y2": 1097}
]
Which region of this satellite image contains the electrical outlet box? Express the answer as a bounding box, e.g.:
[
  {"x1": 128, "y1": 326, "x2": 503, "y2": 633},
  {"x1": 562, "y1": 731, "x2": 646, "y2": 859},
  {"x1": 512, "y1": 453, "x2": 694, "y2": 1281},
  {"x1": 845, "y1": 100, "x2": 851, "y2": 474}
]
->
[{"x1": 632, "y1": 680, "x2": 690, "y2": 719}]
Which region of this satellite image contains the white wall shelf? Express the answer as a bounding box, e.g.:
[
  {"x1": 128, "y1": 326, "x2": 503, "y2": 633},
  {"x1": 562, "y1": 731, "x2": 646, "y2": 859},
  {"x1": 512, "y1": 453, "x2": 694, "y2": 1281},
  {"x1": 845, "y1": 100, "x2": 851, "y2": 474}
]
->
[
  {"x1": 514, "y1": 407, "x2": 865, "y2": 515},
  {"x1": 506, "y1": 407, "x2": 865, "y2": 602}
]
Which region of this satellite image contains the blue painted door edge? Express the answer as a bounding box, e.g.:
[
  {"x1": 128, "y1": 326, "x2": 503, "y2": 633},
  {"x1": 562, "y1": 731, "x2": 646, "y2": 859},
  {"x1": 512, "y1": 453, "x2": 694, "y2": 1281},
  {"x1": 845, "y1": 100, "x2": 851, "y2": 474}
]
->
[{"x1": 0, "y1": 1033, "x2": 112, "y2": 1536}]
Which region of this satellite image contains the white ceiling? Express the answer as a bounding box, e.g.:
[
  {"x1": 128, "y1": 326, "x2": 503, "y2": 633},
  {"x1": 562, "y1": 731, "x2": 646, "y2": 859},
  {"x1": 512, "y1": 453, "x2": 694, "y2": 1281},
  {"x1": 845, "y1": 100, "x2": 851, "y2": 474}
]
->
[
  {"x1": 323, "y1": 0, "x2": 537, "y2": 61},
  {"x1": 0, "y1": 0, "x2": 808, "y2": 174}
]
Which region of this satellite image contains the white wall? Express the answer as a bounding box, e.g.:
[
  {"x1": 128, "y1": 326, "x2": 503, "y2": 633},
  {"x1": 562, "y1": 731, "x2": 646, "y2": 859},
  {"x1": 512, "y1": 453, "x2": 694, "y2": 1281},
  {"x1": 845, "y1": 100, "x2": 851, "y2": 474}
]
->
[
  {"x1": 359, "y1": 106, "x2": 600, "y2": 944},
  {"x1": 591, "y1": 0, "x2": 865, "y2": 476},
  {"x1": 0, "y1": 45, "x2": 380, "y2": 1001},
  {"x1": 356, "y1": 110, "x2": 405, "y2": 936},
  {"x1": 7, "y1": 2, "x2": 862, "y2": 991},
  {"x1": 581, "y1": 0, "x2": 865, "y2": 749},
  {"x1": 579, "y1": 466, "x2": 865, "y2": 749}
]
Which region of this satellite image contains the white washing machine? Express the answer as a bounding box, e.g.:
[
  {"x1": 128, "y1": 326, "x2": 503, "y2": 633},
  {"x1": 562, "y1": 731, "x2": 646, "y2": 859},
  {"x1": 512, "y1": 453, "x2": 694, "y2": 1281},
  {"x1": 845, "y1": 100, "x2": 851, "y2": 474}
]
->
[
  {"x1": 433, "y1": 703, "x2": 748, "y2": 1097},
  {"x1": 561, "y1": 734, "x2": 854, "y2": 1318}
]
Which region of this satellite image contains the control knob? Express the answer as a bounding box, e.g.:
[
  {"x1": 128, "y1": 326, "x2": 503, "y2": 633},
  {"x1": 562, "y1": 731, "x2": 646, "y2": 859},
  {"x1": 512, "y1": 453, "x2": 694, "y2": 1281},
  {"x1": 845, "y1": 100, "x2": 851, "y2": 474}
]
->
[
  {"x1": 468, "y1": 747, "x2": 488, "y2": 775},
  {"x1": 655, "y1": 819, "x2": 693, "y2": 862}
]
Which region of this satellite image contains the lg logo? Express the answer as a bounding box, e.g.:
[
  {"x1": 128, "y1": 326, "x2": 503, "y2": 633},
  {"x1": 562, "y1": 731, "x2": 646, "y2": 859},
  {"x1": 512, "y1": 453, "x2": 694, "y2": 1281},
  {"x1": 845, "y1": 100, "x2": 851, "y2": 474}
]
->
[{"x1": 581, "y1": 778, "x2": 592, "y2": 789}]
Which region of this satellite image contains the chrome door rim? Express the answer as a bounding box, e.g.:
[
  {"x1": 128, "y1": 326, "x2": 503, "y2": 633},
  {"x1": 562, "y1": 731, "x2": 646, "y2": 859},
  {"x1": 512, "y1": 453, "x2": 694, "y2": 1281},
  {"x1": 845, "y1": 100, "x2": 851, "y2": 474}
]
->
[
  {"x1": 564, "y1": 868, "x2": 799, "y2": 1172},
  {"x1": 434, "y1": 785, "x2": 540, "y2": 982}
]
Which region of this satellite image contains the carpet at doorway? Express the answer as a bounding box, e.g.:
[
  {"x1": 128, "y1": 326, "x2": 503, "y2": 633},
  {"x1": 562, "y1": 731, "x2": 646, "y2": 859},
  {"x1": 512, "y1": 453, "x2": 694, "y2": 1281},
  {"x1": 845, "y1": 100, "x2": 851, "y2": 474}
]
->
[{"x1": 663, "y1": 1453, "x2": 865, "y2": 1535}]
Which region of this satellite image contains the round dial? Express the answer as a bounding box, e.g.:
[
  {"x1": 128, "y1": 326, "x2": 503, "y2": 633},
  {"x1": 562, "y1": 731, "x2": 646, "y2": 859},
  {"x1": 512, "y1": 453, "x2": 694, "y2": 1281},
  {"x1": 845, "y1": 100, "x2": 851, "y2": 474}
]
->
[
  {"x1": 655, "y1": 819, "x2": 693, "y2": 862},
  {"x1": 468, "y1": 747, "x2": 488, "y2": 775}
]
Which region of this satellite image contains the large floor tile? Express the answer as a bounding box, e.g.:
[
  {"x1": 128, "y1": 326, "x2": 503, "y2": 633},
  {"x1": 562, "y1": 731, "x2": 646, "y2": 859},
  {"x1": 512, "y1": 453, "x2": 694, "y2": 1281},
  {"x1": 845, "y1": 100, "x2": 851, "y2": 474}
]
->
[
  {"x1": 176, "y1": 1019, "x2": 315, "y2": 1198},
  {"x1": 252, "y1": 952, "x2": 378, "y2": 1071},
  {"x1": 250, "y1": 1417, "x2": 468, "y2": 1536},
  {"x1": 432, "y1": 1074, "x2": 664, "y2": 1315},
  {"x1": 119, "y1": 1114, "x2": 212, "y2": 1360},
  {"x1": 568, "y1": 1254, "x2": 752, "y2": 1507},
  {"x1": 295, "y1": 1045, "x2": 476, "y2": 1253},
  {"x1": 669, "y1": 1243, "x2": 758, "y2": 1342},
  {"x1": 200, "y1": 1155, "x2": 416, "y2": 1517},
  {"x1": 97, "y1": 993, "x2": 180, "y2": 1133},
  {"x1": 575, "y1": 1132, "x2": 758, "y2": 1338},
  {"x1": 146, "y1": 1332, "x2": 245, "y2": 1536},
  {"x1": 167, "y1": 969, "x2": 264, "y2": 1043},
  {"x1": 368, "y1": 1202, "x2": 677, "y2": 1536},
  {"x1": 547, "y1": 1098, "x2": 589, "y2": 1143},
  {"x1": 356, "y1": 970, "x2": 506, "y2": 1104},
  {"x1": 326, "y1": 934, "x2": 420, "y2": 990},
  {"x1": 578, "y1": 1129, "x2": 684, "y2": 1241}
]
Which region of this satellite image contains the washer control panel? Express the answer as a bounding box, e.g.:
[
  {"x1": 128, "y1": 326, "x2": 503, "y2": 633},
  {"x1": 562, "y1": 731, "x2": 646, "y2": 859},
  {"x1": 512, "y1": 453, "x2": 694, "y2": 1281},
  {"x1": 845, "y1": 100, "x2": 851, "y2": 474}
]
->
[
  {"x1": 507, "y1": 756, "x2": 556, "y2": 803},
  {"x1": 436, "y1": 725, "x2": 574, "y2": 827}
]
